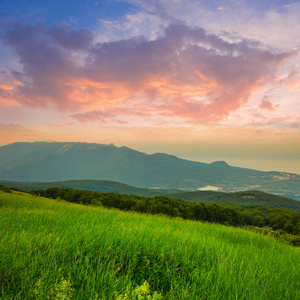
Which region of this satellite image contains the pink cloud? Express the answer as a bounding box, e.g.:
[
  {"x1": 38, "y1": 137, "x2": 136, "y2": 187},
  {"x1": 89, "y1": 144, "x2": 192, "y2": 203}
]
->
[
  {"x1": 46, "y1": 122, "x2": 75, "y2": 127},
  {"x1": 259, "y1": 96, "x2": 279, "y2": 111},
  {"x1": 267, "y1": 117, "x2": 300, "y2": 129},
  {"x1": 283, "y1": 71, "x2": 300, "y2": 92},
  {"x1": 71, "y1": 110, "x2": 116, "y2": 123},
  {"x1": 70, "y1": 106, "x2": 152, "y2": 123},
  {"x1": 0, "y1": 21, "x2": 293, "y2": 123}
]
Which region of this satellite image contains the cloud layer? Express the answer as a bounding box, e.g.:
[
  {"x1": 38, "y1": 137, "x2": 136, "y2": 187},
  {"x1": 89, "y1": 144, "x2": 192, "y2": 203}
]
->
[{"x1": 0, "y1": 19, "x2": 294, "y2": 125}]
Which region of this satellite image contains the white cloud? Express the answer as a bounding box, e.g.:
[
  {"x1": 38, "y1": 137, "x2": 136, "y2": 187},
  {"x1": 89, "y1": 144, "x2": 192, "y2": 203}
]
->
[
  {"x1": 96, "y1": 11, "x2": 166, "y2": 42},
  {"x1": 123, "y1": 0, "x2": 300, "y2": 50}
]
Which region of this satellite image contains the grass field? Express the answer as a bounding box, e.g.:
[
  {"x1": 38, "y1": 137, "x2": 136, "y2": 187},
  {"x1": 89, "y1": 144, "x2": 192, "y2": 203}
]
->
[{"x1": 0, "y1": 191, "x2": 299, "y2": 299}]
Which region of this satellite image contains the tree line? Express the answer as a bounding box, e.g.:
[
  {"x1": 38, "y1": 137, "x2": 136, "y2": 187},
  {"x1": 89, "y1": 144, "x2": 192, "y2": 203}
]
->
[{"x1": 28, "y1": 187, "x2": 300, "y2": 237}]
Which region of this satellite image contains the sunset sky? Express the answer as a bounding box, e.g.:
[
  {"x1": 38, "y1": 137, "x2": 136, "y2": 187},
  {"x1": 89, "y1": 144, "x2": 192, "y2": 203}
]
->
[{"x1": 0, "y1": 0, "x2": 299, "y2": 173}]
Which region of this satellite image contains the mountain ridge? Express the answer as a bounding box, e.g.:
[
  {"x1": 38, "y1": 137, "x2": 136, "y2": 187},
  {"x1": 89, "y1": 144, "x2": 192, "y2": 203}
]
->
[{"x1": 0, "y1": 141, "x2": 299, "y2": 199}]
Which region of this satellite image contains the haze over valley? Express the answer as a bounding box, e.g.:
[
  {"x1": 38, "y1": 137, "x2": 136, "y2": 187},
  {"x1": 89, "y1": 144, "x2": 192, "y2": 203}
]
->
[{"x1": 0, "y1": 141, "x2": 299, "y2": 200}]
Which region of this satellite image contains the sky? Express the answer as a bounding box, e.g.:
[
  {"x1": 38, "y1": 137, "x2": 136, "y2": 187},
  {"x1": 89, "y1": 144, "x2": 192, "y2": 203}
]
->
[{"x1": 0, "y1": 0, "x2": 300, "y2": 174}]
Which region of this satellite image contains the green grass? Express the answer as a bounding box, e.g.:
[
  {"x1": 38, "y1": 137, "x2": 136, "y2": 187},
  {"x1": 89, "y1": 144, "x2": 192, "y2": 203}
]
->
[{"x1": 0, "y1": 191, "x2": 299, "y2": 299}]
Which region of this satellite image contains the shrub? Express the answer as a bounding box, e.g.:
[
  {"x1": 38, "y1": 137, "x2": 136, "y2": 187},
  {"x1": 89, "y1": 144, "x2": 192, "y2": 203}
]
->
[{"x1": 116, "y1": 281, "x2": 162, "y2": 300}]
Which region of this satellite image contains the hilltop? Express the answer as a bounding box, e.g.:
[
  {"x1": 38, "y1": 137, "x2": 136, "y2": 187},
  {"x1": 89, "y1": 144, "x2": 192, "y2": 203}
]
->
[
  {"x1": 0, "y1": 179, "x2": 181, "y2": 197},
  {"x1": 167, "y1": 190, "x2": 300, "y2": 211}
]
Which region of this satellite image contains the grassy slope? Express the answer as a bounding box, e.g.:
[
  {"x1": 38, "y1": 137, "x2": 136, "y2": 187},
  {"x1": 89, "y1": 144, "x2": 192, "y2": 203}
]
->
[{"x1": 1, "y1": 191, "x2": 299, "y2": 300}]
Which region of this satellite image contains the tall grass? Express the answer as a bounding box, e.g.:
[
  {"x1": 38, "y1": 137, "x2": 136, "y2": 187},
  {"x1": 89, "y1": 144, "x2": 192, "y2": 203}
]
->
[{"x1": 0, "y1": 191, "x2": 299, "y2": 299}]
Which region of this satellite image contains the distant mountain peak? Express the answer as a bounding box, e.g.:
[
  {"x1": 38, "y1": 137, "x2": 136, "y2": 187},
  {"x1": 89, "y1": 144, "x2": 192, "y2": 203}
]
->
[
  {"x1": 151, "y1": 152, "x2": 178, "y2": 159},
  {"x1": 0, "y1": 141, "x2": 299, "y2": 200},
  {"x1": 57, "y1": 143, "x2": 74, "y2": 153},
  {"x1": 211, "y1": 161, "x2": 229, "y2": 167}
]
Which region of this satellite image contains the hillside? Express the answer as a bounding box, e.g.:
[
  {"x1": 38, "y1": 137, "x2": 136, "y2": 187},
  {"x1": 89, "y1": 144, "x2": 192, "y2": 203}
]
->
[
  {"x1": 24, "y1": 186, "x2": 299, "y2": 237},
  {"x1": 2, "y1": 179, "x2": 300, "y2": 211},
  {"x1": 167, "y1": 190, "x2": 300, "y2": 211},
  {"x1": 1, "y1": 190, "x2": 299, "y2": 299},
  {"x1": 0, "y1": 179, "x2": 181, "y2": 197},
  {"x1": 0, "y1": 141, "x2": 299, "y2": 199}
]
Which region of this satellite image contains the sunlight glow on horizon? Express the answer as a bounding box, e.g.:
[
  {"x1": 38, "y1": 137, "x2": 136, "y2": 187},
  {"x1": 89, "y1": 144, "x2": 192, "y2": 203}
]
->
[{"x1": 0, "y1": 0, "x2": 299, "y2": 174}]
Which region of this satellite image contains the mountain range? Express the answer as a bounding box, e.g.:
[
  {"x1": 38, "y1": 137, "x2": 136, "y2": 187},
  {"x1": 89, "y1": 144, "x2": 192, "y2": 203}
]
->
[{"x1": 0, "y1": 141, "x2": 299, "y2": 200}]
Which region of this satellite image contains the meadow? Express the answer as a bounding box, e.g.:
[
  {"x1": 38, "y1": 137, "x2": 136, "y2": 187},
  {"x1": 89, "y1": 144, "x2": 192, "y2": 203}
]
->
[{"x1": 0, "y1": 190, "x2": 299, "y2": 299}]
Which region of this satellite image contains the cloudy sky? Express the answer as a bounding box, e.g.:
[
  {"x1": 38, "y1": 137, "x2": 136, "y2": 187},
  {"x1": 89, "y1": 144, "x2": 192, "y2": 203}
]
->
[{"x1": 0, "y1": 0, "x2": 299, "y2": 173}]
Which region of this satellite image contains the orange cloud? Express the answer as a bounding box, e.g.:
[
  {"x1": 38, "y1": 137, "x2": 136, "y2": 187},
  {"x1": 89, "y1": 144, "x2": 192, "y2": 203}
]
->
[
  {"x1": 0, "y1": 83, "x2": 13, "y2": 90},
  {"x1": 0, "y1": 22, "x2": 294, "y2": 124}
]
